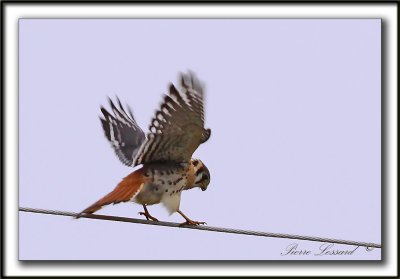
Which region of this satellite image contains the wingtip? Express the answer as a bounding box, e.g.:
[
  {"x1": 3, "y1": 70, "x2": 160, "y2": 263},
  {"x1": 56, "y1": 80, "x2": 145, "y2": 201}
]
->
[
  {"x1": 168, "y1": 83, "x2": 179, "y2": 96},
  {"x1": 100, "y1": 106, "x2": 110, "y2": 118},
  {"x1": 108, "y1": 97, "x2": 117, "y2": 110},
  {"x1": 180, "y1": 70, "x2": 202, "y2": 92},
  {"x1": 180, "y1": 72, "x2": 187, "y2": 87},
  {"x1": 116, "y1": 96, "x2": 124, "y2": 110},
  {"x1": 127, "y1": 105, "x2": 135, "y2": 120}
]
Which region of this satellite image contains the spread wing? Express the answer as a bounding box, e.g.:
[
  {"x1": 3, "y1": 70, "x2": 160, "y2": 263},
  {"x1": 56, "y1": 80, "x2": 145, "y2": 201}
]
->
[
  {"x1": 133, "y1": 72, "x2": 210, "y2": 165},
  {"x1": 100, "y1": 97, "x2": 145, "y2": 166}
]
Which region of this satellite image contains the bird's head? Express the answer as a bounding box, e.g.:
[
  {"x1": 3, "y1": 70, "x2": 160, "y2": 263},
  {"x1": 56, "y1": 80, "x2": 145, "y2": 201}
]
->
[{"x1": 191, "y1": 159, "x2": 210, "y2": 191}]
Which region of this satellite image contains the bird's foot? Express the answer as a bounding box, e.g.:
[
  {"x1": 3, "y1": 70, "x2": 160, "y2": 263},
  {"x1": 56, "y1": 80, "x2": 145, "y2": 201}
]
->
[
  {"x1": 138, "y1": 211, "x2": 159, "y2": 222},
  {"x1": 177, "y1": 210, "x2": 206, "y2": 226},
  {"x1": 179, "y1": 219, "x2": 206, "y2": 227}
]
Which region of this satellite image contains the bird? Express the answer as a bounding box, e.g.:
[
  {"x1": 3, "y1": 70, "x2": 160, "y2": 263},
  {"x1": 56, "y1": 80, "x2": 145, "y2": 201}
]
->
[{"x1": 77, "y1": 72, "x2": 211, "y2": 226}]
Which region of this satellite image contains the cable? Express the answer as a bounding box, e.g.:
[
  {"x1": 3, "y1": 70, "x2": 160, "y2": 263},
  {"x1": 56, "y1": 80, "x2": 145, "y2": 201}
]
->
[{"x1": 19, "y1": 207, "x2": 381, "y2": 249}]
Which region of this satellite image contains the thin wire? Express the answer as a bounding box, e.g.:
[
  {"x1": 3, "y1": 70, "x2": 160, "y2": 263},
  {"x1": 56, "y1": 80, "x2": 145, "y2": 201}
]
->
[{"x1": 19, "y1": 207, "x2": 381, "y2": 249}]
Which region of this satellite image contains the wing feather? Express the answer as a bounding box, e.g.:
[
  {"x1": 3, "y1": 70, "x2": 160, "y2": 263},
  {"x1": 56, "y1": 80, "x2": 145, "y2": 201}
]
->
[
  {"x1": 100, "y1": 97, "x2": 145, "y2": 166},
  {"x1": 133, "y1": 72, "x2": 211, "y2": 165}
]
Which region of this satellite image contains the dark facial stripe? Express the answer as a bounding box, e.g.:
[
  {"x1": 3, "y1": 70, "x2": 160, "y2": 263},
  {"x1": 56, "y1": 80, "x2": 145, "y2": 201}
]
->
[
  {"x1": 195, "y1": 166, "x2": 204, "y2": 176},
  {"x1": 196, "y1": 174, "x2": 209, "y2": 185}
]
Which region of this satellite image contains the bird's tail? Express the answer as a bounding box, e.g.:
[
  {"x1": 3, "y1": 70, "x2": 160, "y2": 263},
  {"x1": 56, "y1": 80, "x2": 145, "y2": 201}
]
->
[{"x1": 75, "y1": 171, "x2": 148, "y2": 218}]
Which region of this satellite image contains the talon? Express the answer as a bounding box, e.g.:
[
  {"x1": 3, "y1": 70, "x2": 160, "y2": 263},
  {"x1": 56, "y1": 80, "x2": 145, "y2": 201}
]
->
[
  {"x1": 177, "y1": 209, "x2": 205, "y2": 226},
  {"x1": 138, "y1": 211, "x2": 159, "y2": 222},
  {"x1": 138, "y1": 211, "x2": 149, "y2": 220},
  {"x1": 179, "y1": 220, "x2": 206, "y2": 227},
  {"x1": 138, "y1": 205, "x2": 159, "y2": 222}
]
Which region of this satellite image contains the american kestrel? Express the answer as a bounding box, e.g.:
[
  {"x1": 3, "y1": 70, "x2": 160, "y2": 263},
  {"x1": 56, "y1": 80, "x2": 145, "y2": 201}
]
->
[{"x1": 77, "y1": 72, "x2": 211, "y2": 226}]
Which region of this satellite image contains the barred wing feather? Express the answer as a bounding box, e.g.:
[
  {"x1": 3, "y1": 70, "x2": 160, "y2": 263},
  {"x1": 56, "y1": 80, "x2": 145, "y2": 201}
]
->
[
  {"x1": 100, "y1": 97, "x2": 145, "y2": 166},
  {"x1": 133, "y1": 72, "x2": 210, "y2": 165}
]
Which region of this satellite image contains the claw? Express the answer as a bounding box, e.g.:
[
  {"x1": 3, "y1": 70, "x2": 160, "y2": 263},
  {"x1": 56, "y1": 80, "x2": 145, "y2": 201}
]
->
[
  {"x1": 179, "y1": 220, "x2": 206, "y2": 227},
  {"x1": 139, "y1": 211, "x2": 159, "y2": 222},
  {"x1": 139, "y1": 205, "x2": 159, "y2": 222},
  {"x1": 177, "y1": 209, "x2": 206, "y2": 226}
]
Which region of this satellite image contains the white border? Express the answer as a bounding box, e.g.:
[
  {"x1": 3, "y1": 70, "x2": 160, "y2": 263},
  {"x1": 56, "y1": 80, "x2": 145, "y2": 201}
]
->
[{"x1": 4, "y1": 3, "x2": 398, "y2": 277}]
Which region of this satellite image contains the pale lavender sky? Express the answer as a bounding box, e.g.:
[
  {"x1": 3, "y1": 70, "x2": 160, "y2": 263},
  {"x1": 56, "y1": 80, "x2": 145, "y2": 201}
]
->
[{"x1": 19, "y1": 19, "x2": 381, "y2": 260}]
